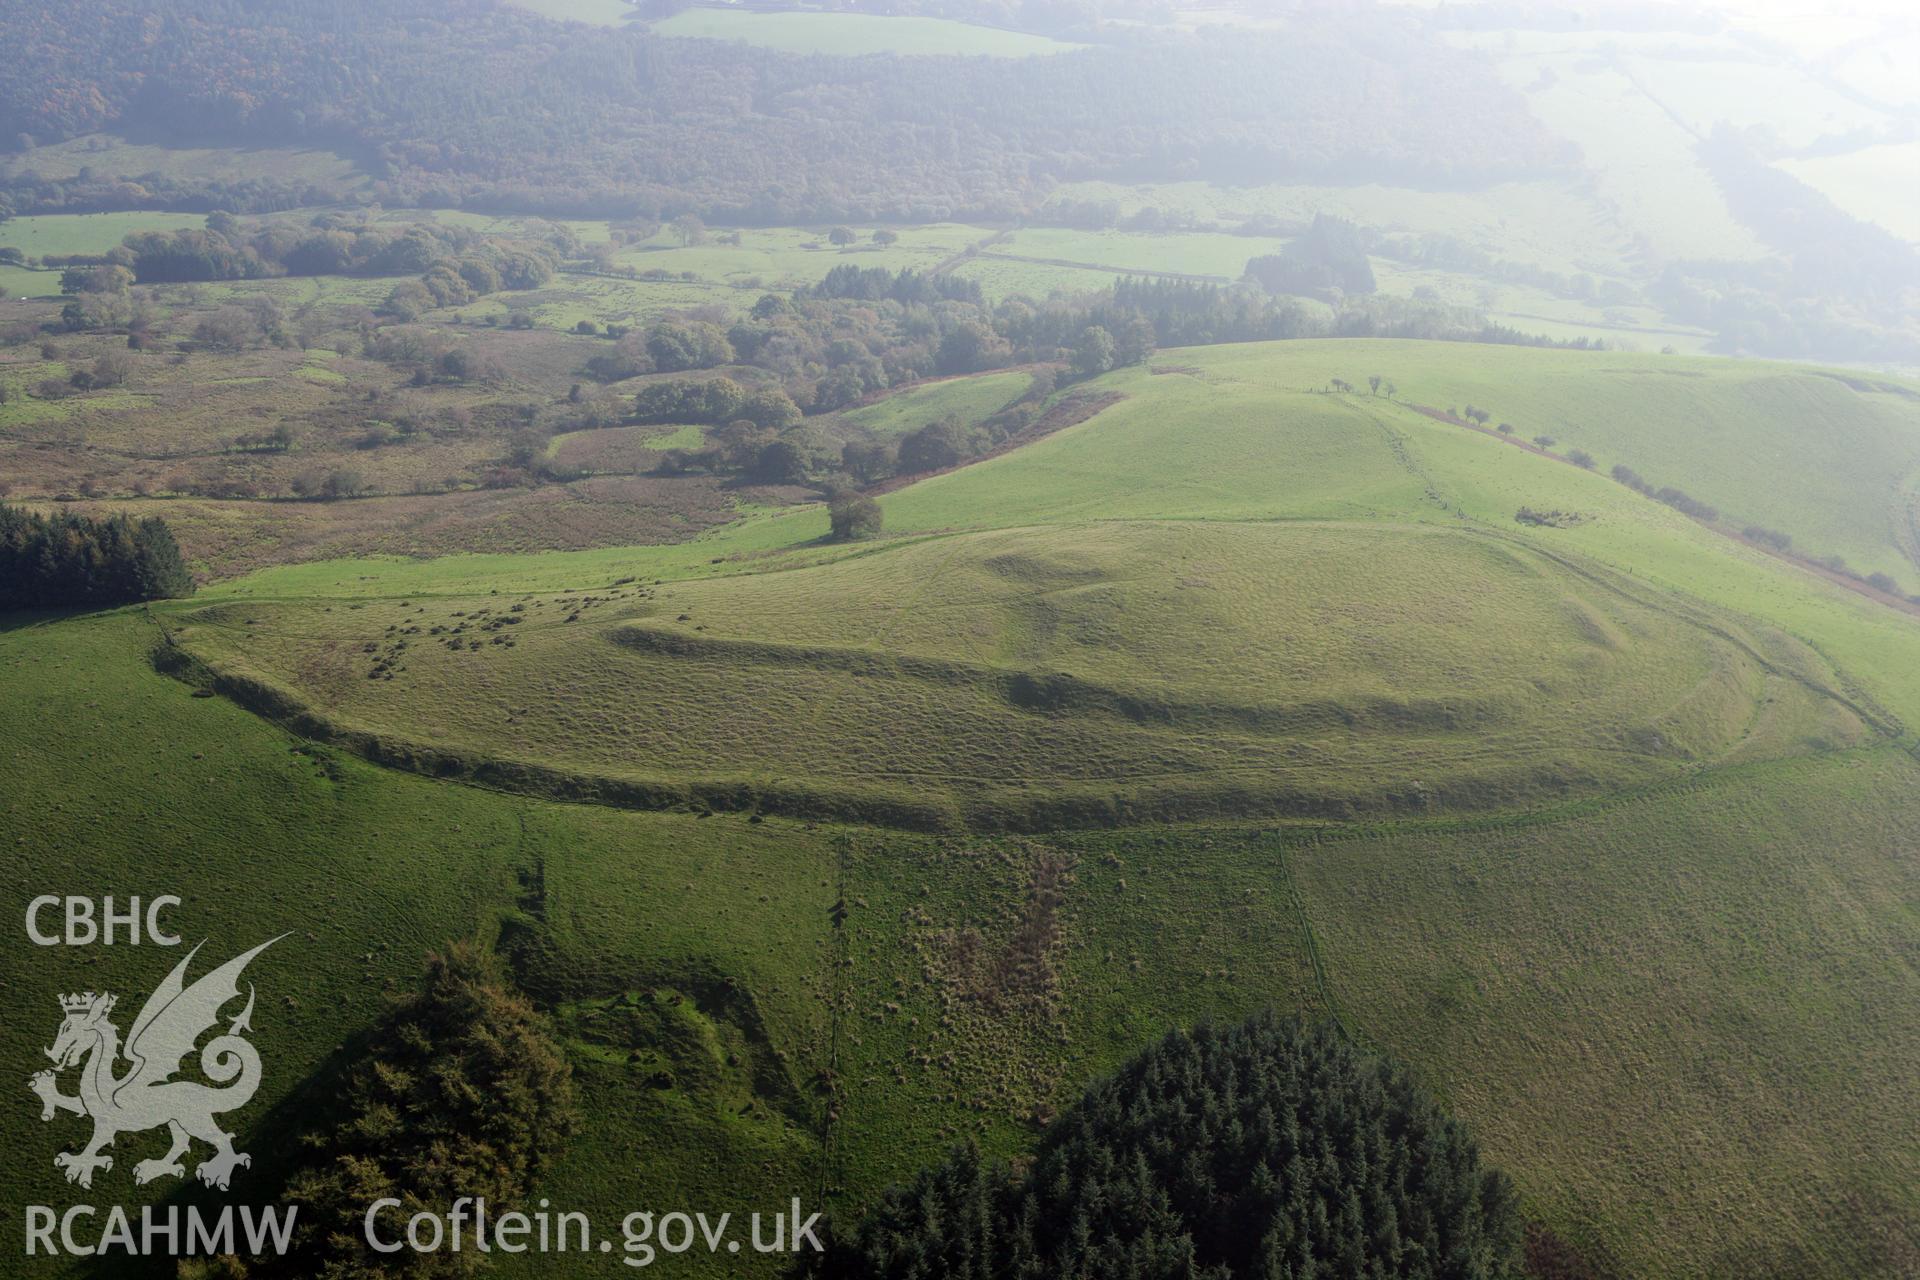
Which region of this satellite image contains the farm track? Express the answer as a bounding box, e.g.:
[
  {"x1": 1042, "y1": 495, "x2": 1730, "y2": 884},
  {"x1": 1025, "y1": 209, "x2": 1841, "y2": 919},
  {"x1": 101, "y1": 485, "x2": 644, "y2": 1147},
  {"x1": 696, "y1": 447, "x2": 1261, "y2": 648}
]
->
[
  {"x1": 1274, "y1": 837, "x2": 1357, "y2": 1044},
  {"x1": 929, "y1": 227, "x2": 1013, "y2": 277}
]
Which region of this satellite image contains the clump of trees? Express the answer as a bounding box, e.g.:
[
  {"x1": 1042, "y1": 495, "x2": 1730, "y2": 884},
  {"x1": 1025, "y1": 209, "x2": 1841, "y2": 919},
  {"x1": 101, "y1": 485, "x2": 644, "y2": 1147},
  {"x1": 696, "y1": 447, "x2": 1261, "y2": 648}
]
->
[
  {"x1": 0, "y1": 505, "x2": 193, "y2": 608},
  {"x1": 633, "y1": 377, "x2": 767, "y2": 426},
  {"x1": 806, "y1": 266, "x2": 984, "y2": 308},
  {"x1": 810, "y1": 1013, "x2": 1523, "y2": 1279},
  {"x1": 278, "y1": 943, "x2": 574, "y2": 1277},
  {"x1": 1244, "y1": 214, "x2": 1379, "y2": 298},
  {"x1": 363, "y1": 326, "x2": 506, "y2": 386},
  {"x1": 829, "y1": 494, "x2": 883, "y2": 542},
  {"x1": 108, "y1": 213, "x2": 558, "y2": 293}
]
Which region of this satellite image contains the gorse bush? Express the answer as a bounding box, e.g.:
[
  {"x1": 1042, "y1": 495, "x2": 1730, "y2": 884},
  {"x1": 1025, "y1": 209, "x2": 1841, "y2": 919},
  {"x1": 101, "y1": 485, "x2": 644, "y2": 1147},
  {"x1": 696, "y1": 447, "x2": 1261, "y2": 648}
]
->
[
  {"x1": 811, "y1": 1013, "x2": 1523, "y2": 1280},
  {"x1": 0, "y1": 505, "x2": 192, "y2": 608}
]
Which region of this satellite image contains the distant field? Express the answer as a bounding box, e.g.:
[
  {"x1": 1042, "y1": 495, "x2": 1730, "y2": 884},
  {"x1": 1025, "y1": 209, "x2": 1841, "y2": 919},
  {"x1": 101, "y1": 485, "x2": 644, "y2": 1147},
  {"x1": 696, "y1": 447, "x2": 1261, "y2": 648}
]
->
[
  {"x1": 645, "y1": 8, "x2": 1081, "y2": 57},
  {"x1": 987, "y1": 227, "x2": 1288, "y2": 280},
  {"x1": 949, "y1": 254, "x2": 1118, "y2": 300},
  {"x1": 0, "y1": 133, "x2": 364, "y2": 189},
  {"x1": 1045, "y1": 178, "x2": 1642, "y2": 281},
  {"x1": 547, "y1": 423, "x2": 703, "y2": 474},
  {"x1": 1783, "y1": 141, "x2": 1920, "y2": 243},
  {"x1": 1619, "y1": 45, "x2": 1884, "y2": 151},
  {"x1": 501, "y1": 0, "x2": 640, "y2": 25},
  {"x1": 0, "y1": 210, "x2": 206, "y2": 259},
  {"x1": 424, "y1": 218, "x2": 1012, "y2": 301},
  {"x1": 445, "y1": 273, "x2": 747, "y2": 329},
  {"x1": 1456, "y1": 34, "x2": 1769, "y2": 263},
  {"x1": 0, "y1": 265, "x2": 57, "y2": 298},
  {"x1": 609, "y1": 222, "x2": 992, "y2": 291}
]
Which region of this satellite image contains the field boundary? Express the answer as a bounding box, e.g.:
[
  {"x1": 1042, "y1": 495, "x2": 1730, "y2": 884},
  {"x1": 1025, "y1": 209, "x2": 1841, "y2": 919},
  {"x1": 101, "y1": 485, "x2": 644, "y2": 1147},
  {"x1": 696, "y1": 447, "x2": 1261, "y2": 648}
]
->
[
  {"x1": 929, "y1": 227, "x2": 1012, "y2": 277},
  {"x1": 974, "y1": 249, "x2": 1230, "y2": 285},
  {"x1": 1397, "y1": 395, "x2": 1920, "y2": 624}
]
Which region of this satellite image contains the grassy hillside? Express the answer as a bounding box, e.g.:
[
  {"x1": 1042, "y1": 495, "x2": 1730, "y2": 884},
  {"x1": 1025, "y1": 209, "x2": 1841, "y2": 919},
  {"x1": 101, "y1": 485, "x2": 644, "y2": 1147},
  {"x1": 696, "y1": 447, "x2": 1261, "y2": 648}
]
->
[
  {"x1": 837, "y1": 369, "x2": 1032, "y2": 435},
  {"x1": 1293, "y1": 747, "x2": 1920, "y2": 1279},
  {"x1": 10, "y1": 610, "x2": 1916, "y2": 1279},
  {"x1": 1334, "y1": 344, "x2": 1920, "y2": 593},
  {"x1": 169, "y1": 519, "x2": 1867, "y2": 829},
  {"x1": 10, "y1": 338, "x2": 1920, "y2": 1277}
]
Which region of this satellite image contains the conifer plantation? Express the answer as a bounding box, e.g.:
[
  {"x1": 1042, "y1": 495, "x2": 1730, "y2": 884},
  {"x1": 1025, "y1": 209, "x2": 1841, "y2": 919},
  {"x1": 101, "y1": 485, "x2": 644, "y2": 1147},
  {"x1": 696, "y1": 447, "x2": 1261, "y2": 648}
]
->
[
  {"x1": 0, "y1": 504, "x2": 192, "y2": 607},
  {"x1": 815, "y1": 1016, "x2": 1522, "y2": 1280}
]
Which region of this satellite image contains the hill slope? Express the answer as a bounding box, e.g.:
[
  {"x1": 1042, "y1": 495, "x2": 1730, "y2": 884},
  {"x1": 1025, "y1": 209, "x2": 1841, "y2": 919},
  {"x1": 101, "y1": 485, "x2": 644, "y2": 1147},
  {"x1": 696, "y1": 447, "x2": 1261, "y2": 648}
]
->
[{"x1": 8, "y1": 339, "x2": 1920, "y2": 1278}]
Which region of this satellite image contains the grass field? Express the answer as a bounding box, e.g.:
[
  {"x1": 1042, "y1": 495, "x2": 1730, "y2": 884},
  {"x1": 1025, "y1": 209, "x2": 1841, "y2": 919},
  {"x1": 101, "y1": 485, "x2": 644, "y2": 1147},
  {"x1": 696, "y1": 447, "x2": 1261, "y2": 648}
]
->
[
  {"x1": 1044, "y1": 178, "x2": 1642, "y2": 281},
  {"x1": 0, "y1": 265, "x2": 60, "y2": 299},
  {"x1": 1783, "y1": 141, "x2": 1920, "y2": 244},
  {"x1": 838, "y1": 369, "x2": 1033, "y2": 435},
  {"x1": 949, "y1": 254, "x2": 1120, "y2": 300},
  {"x1": 502, "y1": 0, "x2": 641, "y2": 25},
  {"x1": 984, "y1": 228, "x2": 1290, "y2": 281},
  {"x1": 0, "y1": 134, "x2": 364, "y2": 190},
  {"x1": 175, "y1": 517, "x2": 1869, "y2": 829},
  {"x1": 1293, "y1": 748, "x2": 1920, "y2": 1278},
  {"x1": 0, "y1": 210, "x2": 208, "y2": 259},
  {"x1": 10, "y1": 337, "x2": 1920, "y2": 1277},
  {"x1": 607, "y1": 223, "x2": 994, "y2": 292},
  {"x1": 645, "y1": 9, "x2": 1081, "y2": 57}
]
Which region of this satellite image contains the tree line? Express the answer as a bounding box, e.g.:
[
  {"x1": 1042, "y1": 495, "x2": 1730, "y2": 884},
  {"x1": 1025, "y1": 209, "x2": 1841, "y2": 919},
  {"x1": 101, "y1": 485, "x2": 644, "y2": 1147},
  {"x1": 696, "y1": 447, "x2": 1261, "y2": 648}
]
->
[{"x1": 55, "y1": 212, "x2": 562, "y2": 296}]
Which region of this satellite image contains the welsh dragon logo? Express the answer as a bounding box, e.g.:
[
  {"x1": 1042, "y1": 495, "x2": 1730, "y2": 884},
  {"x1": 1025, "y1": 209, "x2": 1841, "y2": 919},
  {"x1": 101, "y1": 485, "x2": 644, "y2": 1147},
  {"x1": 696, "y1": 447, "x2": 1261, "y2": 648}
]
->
[{"x1": 29, "y1": 937, "x2": 282, "y2": 1191}]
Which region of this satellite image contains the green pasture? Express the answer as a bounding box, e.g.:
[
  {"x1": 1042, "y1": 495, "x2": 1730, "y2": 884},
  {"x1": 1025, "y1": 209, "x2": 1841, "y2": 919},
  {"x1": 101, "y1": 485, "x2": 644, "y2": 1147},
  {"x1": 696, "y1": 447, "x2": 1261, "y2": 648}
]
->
[{"x1": 645, "y1": 9, "x2": 1082, "y2": 57}]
